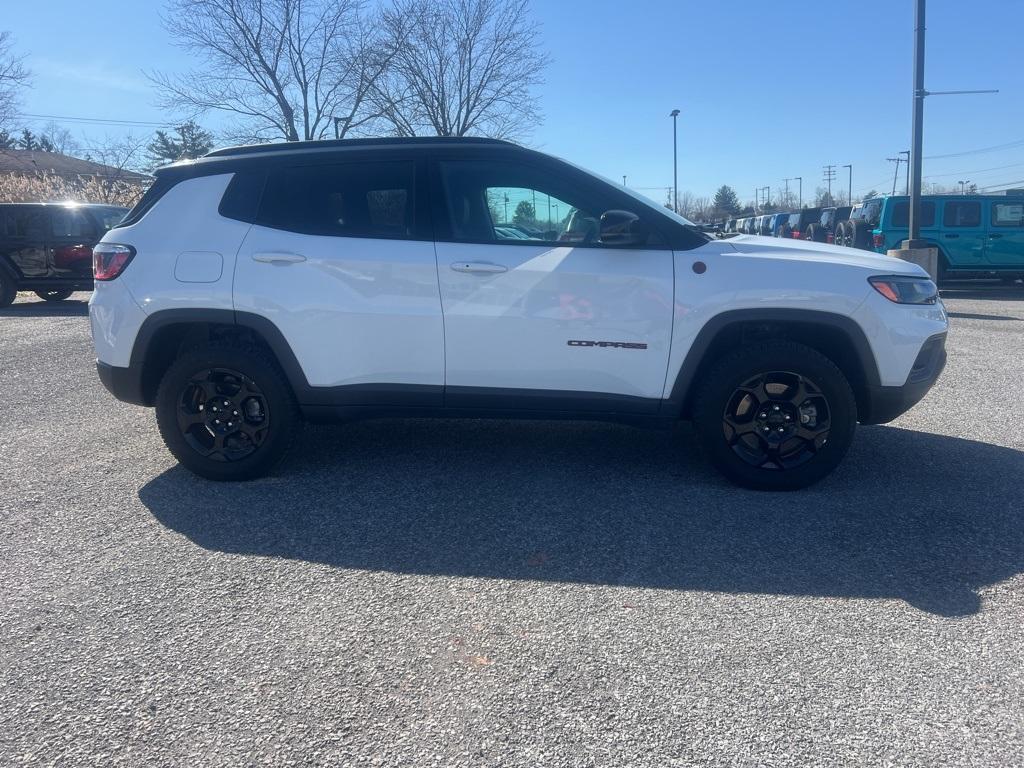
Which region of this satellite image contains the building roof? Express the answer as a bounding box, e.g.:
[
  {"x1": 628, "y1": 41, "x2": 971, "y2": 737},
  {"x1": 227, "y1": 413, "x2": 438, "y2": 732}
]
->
[{"x1": 0, "y1": 149, "x2": 150, "y2": 182}]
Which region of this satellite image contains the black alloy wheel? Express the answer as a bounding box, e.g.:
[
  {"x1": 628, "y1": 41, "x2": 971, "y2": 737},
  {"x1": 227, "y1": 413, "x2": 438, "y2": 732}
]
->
[
  {"x1": 692, "y1": 341, "x2": 857, "y2": 490},
  {"x1": 155, "y1": 343, "x2": 299, "y2": 480},
  {"x1": 722, "y1": 371, "x2": 831, "y2": 471},
  {"x1": 176, "y1": 368, "x2": 270, "y2": 462}
]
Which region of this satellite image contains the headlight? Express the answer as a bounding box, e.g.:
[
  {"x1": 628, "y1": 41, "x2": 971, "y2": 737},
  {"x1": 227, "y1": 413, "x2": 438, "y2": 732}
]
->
[{"x1": 868, "y1": 275, "x2": 938, "y2": 305}]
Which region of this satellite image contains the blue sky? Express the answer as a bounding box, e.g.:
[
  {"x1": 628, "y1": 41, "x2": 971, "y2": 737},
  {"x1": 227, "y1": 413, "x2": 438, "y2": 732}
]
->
[{"x1": 6, "y1": 0, "x2": 1023, "y2": 206}]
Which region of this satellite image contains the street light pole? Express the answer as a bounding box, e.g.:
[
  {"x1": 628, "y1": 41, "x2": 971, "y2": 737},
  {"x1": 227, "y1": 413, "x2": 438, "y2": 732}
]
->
[
  {"x1": 907, "y1": 0, "x2": 927, "y2": 243},
  {"x1": 843, "y1": 164, "x2": 853, "y2": 205},
  {"x1": 795, "y1": 177, "x2": 802, "y2": 209},
  {"x1": 670, "y1": 109, "x2": 680, "y2": 213},
  {"x1": 622, "y1": 175, "x2": 627, "y2": 186}
]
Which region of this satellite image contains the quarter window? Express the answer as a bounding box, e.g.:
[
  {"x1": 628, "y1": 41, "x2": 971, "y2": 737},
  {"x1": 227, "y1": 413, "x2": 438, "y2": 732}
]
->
[
  {"x1": 992, "y1": 201, "x2": 1024, "y2": 227},
  {"x1": 51, "y1": 208, "x2": 98, "y2": 238},
  {"x1": 257, "y1": 162, "x2": 415, "y2": 238},
  {"x1": 943, "y1": 201, "x2": 981, "y2": 227}
]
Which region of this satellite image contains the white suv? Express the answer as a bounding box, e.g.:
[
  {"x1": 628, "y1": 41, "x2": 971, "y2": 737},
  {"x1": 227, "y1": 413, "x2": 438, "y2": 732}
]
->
[{"x1": 89, "y1": 138, "x2": 948, "y2": 490}]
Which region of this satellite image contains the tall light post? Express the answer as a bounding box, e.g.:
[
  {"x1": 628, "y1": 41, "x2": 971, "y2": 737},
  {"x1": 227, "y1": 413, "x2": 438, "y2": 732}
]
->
[
  {"x1": 670, "y1": 109, "x2": 680, "y2": 213},
  {"x1": 783, "y1": 178, "x2": 793, "y2": 208},
  {"x1": 958, "y1": 180, "x2": 970, "y2": 195},
  {"x1": 842, "y1": 164, "x2": 853, "y2": 205},
  {"x1": 795, "y1": 177, "x2": 802, "y2": 209},
  {"x1": 622, "y1": 175, "x2": 627, "y2": 186}
]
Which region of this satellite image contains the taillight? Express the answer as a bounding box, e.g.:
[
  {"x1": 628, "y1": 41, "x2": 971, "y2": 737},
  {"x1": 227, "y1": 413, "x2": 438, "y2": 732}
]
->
[
  {"x1": 791, "y1": 230, "x2": 801, "y2": 239},
  {"x1": 872, "y1": 234, "x2": 885, "y2": 249},
  {"x1": 826, "y1": 233, "x2": 835, "y2": 244},
  {"x1": 92, "y1": 243, "x2": 136, "y2": 280}
]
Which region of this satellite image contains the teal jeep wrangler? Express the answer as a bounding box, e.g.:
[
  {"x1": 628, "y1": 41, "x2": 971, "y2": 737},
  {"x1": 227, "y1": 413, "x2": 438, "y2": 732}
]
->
[{"x1": 837, "y1": 195, "x2": 1024, "y2": 283}]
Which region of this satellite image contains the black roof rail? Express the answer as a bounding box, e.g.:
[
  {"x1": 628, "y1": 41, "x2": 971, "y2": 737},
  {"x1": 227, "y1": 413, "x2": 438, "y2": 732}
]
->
[{"x1": 204, "y1": 136, "x2": 518, "y2": 159}]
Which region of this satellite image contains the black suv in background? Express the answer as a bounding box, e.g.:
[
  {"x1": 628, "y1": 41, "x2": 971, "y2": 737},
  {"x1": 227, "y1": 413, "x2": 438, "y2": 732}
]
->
[
  {"x1": 0, "y1": 203, "x2": 128, "y2": 307},
  {"x1": 779, "y1": 208, "x2": 822, "y2": 239},
  {"x1": 804, "y1": 206, "x2": 852, "y2": 243}
]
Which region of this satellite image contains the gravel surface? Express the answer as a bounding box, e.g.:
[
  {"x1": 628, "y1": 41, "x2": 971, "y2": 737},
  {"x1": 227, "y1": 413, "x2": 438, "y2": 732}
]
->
[{"x1": 1, "y1": 286, "x2": 1022, "y2": 766}]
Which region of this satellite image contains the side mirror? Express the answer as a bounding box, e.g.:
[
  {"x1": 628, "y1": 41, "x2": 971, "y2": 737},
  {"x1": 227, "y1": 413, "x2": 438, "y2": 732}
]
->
[{"x1": 599, "y1": 210, "x2": 646, "y2": 246}]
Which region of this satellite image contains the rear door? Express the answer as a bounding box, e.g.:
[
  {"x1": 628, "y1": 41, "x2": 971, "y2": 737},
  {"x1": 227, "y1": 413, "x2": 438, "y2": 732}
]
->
[
  {"x1": 940, "y1": 199, "x2": 986, "y2": 268},
  {"x1": 0, "y1": 205, "x2": 47, "y2": 279},
  {"x1": 234, "y1": 158, "x2": 444, "y2": 400},
  {"x1": 431, "y1": 155, "x2": 674, "y2": 412},
  {"x1": 985, "y1": 199, "x2": 1024, "y2": 268},
  {"x1": 48, "y1": 206, "x2": 99, "y2": 279}
]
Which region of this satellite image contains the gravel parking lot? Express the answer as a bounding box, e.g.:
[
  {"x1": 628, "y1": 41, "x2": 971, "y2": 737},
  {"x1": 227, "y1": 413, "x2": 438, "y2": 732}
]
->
[{"x1": 2, "y1": 286, "x2": 1022, "y2": 766}]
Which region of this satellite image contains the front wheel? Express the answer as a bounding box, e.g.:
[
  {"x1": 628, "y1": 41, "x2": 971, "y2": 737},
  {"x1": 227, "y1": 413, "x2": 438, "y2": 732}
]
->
[
  {"x1": 155, "y1": 344, "x2": 300, "y2": 480},
  {"x1": 35, "y1": 289, "x2": 74, "y2": 302},
  {"x1": 692, "y1": 341, "x2": 857, "y2": 491}
]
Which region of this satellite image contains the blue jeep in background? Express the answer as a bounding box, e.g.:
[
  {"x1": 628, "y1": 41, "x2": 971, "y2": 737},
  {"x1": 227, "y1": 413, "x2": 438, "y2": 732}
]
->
[{"x1": 838, "y1": 195, "x2": 1024, "y2": 283}]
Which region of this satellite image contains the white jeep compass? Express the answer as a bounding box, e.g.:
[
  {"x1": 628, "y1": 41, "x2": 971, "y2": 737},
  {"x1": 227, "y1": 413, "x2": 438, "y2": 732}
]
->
[{"x1": 89, "y1": 138, "x2": 948, "y2": 490}]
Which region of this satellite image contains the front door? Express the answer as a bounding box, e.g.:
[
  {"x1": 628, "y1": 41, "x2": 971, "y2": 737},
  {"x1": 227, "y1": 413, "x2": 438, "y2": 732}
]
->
[
  {"x1": 432, "y1": 157, "x2": 675, "y2": 412},
  {"x1": 985, "y1": 198, "x2": 1024, "y2": 269}
]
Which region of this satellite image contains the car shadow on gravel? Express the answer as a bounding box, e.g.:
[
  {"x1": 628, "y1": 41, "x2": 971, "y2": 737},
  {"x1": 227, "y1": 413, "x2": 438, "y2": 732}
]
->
[
  {"x1": 139, "y1": 421, "x2": 1024, "y2": 618},
  {"x1": 0, "y1": 300, "x2": 89, "y2": 317}
]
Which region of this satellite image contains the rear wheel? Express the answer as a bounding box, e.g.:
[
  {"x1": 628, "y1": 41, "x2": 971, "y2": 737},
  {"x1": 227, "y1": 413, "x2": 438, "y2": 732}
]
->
[
  {"x1": 834, "y1": 220, "x2": 851, "y2": 248},
  {"x1": 155, "y1": 343, "x2": 300, "y2": 481},
  {"x1": 805, "y1": 223, "x2": 825, "y2": 242},
  {"x1": 849, "y1": 219, "x2": 872, "y2": 250},
  {"x1": 34, "y1": 289, "x2": 74, "y2": 302},
  {"x1": 692, "y1": 341, "x2": 857, "y2": 491}
]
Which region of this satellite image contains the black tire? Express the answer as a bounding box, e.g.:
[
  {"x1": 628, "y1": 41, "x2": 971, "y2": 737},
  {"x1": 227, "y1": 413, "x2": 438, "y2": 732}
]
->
[
  {"x1": 0, "y1": 268, "x2": 16, "y2": 308},
  {"x1": 834, "y1": 220, "x2": 851, "y2": 248},
  {"x1": 849, "y1": 219, "x2": 872, "y2": 250},
  {"x1": 692, "y1": 341, "x2": 857, "y2": 491},
  {"x1": 155, "y1": 343, "x2": 300, "y2": 481},
  {"x1": 804, "y1": 223, "x2": 825, "y2": 242},
  {"x1": 34, "y1": 289, "x2": 74, "y2": 302}
]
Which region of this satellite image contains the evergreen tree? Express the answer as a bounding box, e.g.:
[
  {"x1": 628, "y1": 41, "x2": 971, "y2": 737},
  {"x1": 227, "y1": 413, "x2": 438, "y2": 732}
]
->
[
  {"x1": 712, "y1": 185, "x2": 740, "y2": 215},
  {"x1": 512, "y1": 200, "x2": 536, "y2": 226},
  {"x1": 145, "y1": 121, "x2": 214, "y2": 170}
]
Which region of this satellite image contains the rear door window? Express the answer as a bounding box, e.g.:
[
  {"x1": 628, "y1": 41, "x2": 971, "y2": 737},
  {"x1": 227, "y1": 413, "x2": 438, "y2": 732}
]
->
[
  {"x1": 991, "y1": 201, "x2": 1024, "y2": 227},
  {"x1": 257, "y1": 162, "x2": 415, "y2": 239},
  {"x1": 943, "y1": 201, "x2": 981, "y2": 227},
  {"x1": 50, "y1": 208, "x2": 99, "y2": 239},
  {"x1": 890, "y1": 201, "x2": 935, "y2": 227}
]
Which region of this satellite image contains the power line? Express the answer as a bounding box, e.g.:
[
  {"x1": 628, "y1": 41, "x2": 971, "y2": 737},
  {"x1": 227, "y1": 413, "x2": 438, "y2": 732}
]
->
[
  {"x1": 977, "y1": 178, "x2": 1024, "y2": 191},
  {"x1": 924, "y1": 138, "x2": 1024, "y2": 160},
  {"x1": 13, "y1": 112, "x2": 172, "y2": 128},
  {"x1": 924, "y1": 161, "x2": 1024, "y2": 180}
]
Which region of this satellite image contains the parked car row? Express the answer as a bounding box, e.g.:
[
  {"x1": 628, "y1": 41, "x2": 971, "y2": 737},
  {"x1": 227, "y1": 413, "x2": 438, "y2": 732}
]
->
[{"x1": 716, "y1": 194, "x2": 1024, "y2": 282}]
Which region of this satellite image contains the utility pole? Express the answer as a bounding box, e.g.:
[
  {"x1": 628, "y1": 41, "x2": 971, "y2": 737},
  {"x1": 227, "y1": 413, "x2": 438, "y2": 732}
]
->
[
  {"x1": 670, "y1": 109, "x2": 680, "y2": 213},
  {"x1": 754, "y1": 188, "x2": 759, "y2": 212},
  {"x1": 823, "y1": 165, "x2": 836, "y2": 206},
  {"x1": 899, "y1": 150, "x2": 911, "y2": 196},
  {"x1": 888, "y1": 156, "x2": 904, "y2": 196},
  {"x1": 795, "y1": 177, "x2": 802, "y2": 208},
  {"x1": 783, "y1": 178, "x2": 792, "y2": 207},
  {"x1": 760, "y1": 186, "x2": 771, "y2": 207},
  {"x1": 842, "y1": 164, "x2": 853, "y2": 205}
]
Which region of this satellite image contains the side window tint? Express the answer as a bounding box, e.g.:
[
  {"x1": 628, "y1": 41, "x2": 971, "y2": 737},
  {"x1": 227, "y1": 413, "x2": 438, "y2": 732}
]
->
[
  {"x1": 439, "y1": 160, "x2": 648, "y2": 246},
  {"x1": 943, "y1": 201, "x2": 981, "y2": 227},
  {"x1": 991, "y1": 202, "x2": 1024, "y2": 227},
  {"x1": 258, "y1": 162, "x2": 414, "y2": 238},
  {"x1": 51, "y1": 208, "x2": 97, "y2": 238},
  {"x1": 890, "y1": 201, "x2": 935, "y2": 227},
  {"x1": 0, "y1": 207, "x2": 45, "y2": 238}
]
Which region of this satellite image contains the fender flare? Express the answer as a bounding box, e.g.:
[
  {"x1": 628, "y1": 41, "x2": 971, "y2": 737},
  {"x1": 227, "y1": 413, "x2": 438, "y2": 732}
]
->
[{"x1": 660, "y1": 308, "x2": 881, "y2": 418}]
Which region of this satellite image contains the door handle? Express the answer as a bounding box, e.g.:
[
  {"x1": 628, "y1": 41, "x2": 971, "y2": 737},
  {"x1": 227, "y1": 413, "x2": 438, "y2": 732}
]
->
[
  {"x1": 943, "y1": 233, "x2": 959, "y2": 239},
  {"x1": 252, "y1": 251, "x2": 306, "y2": 264},
  {"x1": 989, "y1": 233, "x2": 1003, "y2": 239},
  {"x1": 450, "y1": 261, "x2": 508, "y2": 274}
]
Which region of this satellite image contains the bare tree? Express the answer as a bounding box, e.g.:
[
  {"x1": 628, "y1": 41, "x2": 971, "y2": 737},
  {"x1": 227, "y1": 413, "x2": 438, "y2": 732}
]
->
[
  {"x1": 40, "y1": 121, "x2": 81, "y2": 156},
  {"x1": 374, "y1": 0, "x2": 549, "y2": 139},
  {"x1": 152, "y1": 0, "x2": 395, "y2": 142},
  {"x1": 84, "y1": 134, "x2": 149, "y2": 203},
  {"x1": 0, "y1": 31, "x2": 30, "y2": 128}
]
